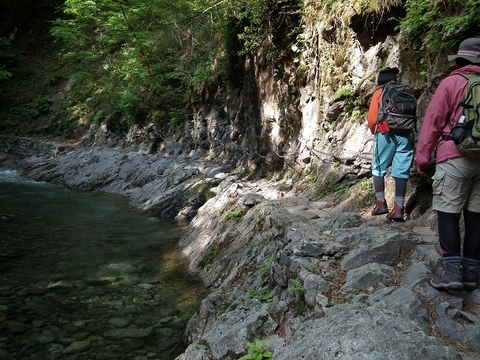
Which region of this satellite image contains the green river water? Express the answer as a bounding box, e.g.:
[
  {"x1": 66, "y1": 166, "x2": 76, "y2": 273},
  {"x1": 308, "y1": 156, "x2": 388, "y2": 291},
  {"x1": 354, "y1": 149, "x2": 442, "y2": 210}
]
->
[{"x1": 0, "y1": 168, "x2": 205, "y2": 360}]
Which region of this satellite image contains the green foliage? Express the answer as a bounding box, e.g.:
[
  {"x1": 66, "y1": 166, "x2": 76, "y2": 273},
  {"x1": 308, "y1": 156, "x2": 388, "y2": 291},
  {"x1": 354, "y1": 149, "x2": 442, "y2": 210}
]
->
[
  {"x1": 225, "y1": 207, "x2": 244, "y2": 220},
  {"x1": 260, "y1": 255, "x2": 275, "y2": 278},
  {"x1": 247, "y1": 288, "x2": 274, "y2": 303},
  {"x1": 358, "y1": 178, "x2": 375, "y2": 206},
  {"x1": 291, "y1": 37, "x2": 305, "y2": 66},
  {"x1": 287, "y1": 278, "x2": 304, "y2": 292},
  {"x1": 351, "y1": 109, "x2": 365, "y2": 119},
  {"x1": 303, "y1": 172, "x2": 318, "y2": 184},
  {"x1": 296, "y1": 299, "x2": 305, "y2": 315},
  {"x1": 0, "y1": 38, "x2": 18, "y2": 81},
  {"x1": 315, "y1": 180, "x2": 356, "y2": 199},
  {"x1": 191, "y1": 181, "x2": 216, "y2": 201},
  {"x1": 36, "y1": 98, "x2": 52, "y2": 114},
  {"x1": 199, "y1": 247, "x2": 219, "y2": 268},
  {"x1": 247, "y1": 289, "x2": 273, "y2": 303},
  {"x1": 244, "y1": 255, "x2": 277, "y2": 303},
  {"x1": 360, "y1": 178, "x2": 372, "y2": 192},
  {"x1": 334, "y1": 86, "x2": 355, "y2": 101},
  {"x1": 0, "y1": 70, "x2": 12, "y2": 80},
  {"x1": 7, "y1": 0, "x2": 474, "y2": 138},
  {"x1": 397, "y1": 0, "x2": 480, "y2": 74},
  {"x1": 225, "y1": 0, "x2": 302, "y2": 55},
  {"x1": 334, "y1": 85, "x2": 358, "y2": 114},
  {"x1": 239, "y1": 339, "x2": 272, "y2": 360},
  {"x1": 257, "y1": 292, "x2": 274, "y2": 303},
  {"x1": 227, "y1": 0, "x2": 269, "y2": 54},
  {"x1": 47, "y1": 0, "x2": 229, "y2": 130},
  {"x1": 248, "y1": 289, "x2": 258, "y2": 299}
]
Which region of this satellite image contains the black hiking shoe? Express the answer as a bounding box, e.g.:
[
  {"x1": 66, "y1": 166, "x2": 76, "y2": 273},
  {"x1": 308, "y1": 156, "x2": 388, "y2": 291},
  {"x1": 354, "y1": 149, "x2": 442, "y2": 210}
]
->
[
  {"x1": 462, "y1": 261, "x2": 478, "y2": 291},
  {"x1": 431, "y1": 263, "x2": 464, "y2": 291}
]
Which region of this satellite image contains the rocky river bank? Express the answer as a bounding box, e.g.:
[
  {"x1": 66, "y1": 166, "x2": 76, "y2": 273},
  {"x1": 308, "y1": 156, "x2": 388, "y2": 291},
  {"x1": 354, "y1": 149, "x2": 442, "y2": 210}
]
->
[{"x1": 1, "y1": 139, "x2": 480, "y2": 360}]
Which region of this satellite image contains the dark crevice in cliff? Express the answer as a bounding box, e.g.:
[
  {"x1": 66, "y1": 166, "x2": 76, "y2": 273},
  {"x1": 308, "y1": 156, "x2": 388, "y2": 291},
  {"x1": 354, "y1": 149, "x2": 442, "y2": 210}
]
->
[{"x1": 351, "y1": 7, "x2": 406, "y2": 51}]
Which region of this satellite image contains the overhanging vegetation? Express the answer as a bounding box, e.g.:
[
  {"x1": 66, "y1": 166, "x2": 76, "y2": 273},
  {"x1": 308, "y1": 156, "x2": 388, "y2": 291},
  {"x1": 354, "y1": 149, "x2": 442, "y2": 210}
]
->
[{"x1": 0, "y1": 0, "x2": 479, "y2": 137}]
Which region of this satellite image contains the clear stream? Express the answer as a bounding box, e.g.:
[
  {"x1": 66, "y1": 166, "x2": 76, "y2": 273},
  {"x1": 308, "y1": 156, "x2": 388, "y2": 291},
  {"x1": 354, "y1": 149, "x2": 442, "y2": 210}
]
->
[{"x1": 0, "y1": 168, "x2": 205, "y2": 360}]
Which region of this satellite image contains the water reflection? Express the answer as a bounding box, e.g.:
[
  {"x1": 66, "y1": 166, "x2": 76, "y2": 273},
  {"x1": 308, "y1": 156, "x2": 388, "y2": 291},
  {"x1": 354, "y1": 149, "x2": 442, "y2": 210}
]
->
[{"x1": 0, "y1": 169, "x2": 204, "y2": 359}]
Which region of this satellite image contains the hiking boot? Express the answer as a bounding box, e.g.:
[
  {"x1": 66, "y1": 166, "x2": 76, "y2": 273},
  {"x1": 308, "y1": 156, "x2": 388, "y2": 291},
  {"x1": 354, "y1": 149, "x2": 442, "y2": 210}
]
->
[
  {"x1": 371, "y1": 200, "x2": 388, "y2": 216},
  {"x1": 431, "y1": 263, "x2": 464, "y2": 291},
  {"x1": 386, "y1": 203, "x2": 404, "y2": 222},
  {"x1": 462, "y1": 261, "x2": 478, "y2": 291}
]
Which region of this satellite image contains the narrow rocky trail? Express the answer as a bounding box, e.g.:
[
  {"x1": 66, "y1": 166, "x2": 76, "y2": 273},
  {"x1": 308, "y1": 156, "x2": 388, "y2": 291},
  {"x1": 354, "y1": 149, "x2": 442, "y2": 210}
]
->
[{"x1": 176, "y1": 174, "x2": 480, "y2": 360}]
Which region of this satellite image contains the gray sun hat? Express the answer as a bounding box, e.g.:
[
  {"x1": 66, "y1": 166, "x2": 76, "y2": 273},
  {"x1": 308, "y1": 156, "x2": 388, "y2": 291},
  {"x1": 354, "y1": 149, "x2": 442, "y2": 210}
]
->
[{"x1": 448, "y1": 38, "x2": 480, "y2": 63}]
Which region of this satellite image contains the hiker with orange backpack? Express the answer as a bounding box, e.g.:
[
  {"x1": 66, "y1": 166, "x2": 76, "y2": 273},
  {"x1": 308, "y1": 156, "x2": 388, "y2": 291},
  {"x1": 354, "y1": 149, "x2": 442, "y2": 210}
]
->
[
  {"x1": 367, "y1": 67, "x2": 416, "y2": 222},
  {"x1": 415, "y1": 38, "x2": 480, "y2": 291}
]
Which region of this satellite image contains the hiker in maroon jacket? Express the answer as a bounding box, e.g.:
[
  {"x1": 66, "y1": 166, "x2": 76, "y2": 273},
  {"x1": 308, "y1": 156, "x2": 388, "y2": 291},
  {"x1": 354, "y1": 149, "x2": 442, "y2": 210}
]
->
[{"x1": 415, "y1": 38, "x2": 480, "y2": 291}]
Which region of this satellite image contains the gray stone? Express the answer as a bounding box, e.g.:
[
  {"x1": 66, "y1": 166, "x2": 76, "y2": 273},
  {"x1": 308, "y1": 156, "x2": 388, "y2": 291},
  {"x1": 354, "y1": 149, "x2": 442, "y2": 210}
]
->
[
  {"x1": 459, "y1": 311, "x2": 480, "y2": 325},
  {"x1": 103, "y1": 327, "x2": 153, "y2": 339},
  {"x1": 6, "y1": 320, "x2": 29, "y2": 333},
  {"x1": 175, "y1": 344, "x2": 211, "y2": 360},
  {"x1": 238, "y1": 193, "x2": 265, "y2": 209},
  {"x1": 340, "y1": 263, "x2": 394, "y2": 293},
  {"x1": 71, "y1": 332, "x2": 91, "y2": 340},
  {"x1": 201, "y1": 300, "x2": 277, "y2": 359},
  {"x1": 183, "y1": 292, "x2": 224, "y2": 343},
  {"x1": 408, "y1": 245, "x2": 442, "y2": 268},
  {"x1": 46, "y1": 343, "x2": 64, "y2": 354},
  {"x1": 340, "y1": 228, "x2": 421, "y2": 270},
  {"x1": 293, "y1": 241, "x2": 324, "y2": 257},
  {"x1": 401, "y1": 262, "x2": 431, "y2": 288},
  {"x1": 58, "y1": 337, "x2": 76, "y2": 346},
  {"x1": 448, "y1": 308, "x2": 462, "y2": 319},
  {"x1": 412, "y1": 226, "x2": 437, "y2": 236},
  {"x1": 450, "y1": 297, "x2": 464, "y2": 310},
  {"x1": 311, "y1": 212, "x2": 365, "y2": 230},
  {"x1": 290, "y1": 210, "x2": 319, "y2": 220},
  {"x1": 435, "y1": 318, "x2": 480, "y2": 351},
  {"x1": 63, "y1": 340, "x2": 92, "y2": 354},
  {"x1": 465, "y1": 290, "x2": 480, "y2": 304},
  {"x1": 30, "y1": 332, "x2": 56, "y2": 344},
  {"x1": 272, "y1": 303, "x2": 461, "y2": 360},
  {"x1": 303, "y1": 273, "x2": 330, "y2": 308},
  {"x1": 285, "y1": 222, "x2": 347, "y2": 258},
  {"x1": 284, "y1": 205, "x2": 308, "y2": 212},
  {"x1": 309, "y1": 201, "x2": 330, "y2": 210},
  {"x1": 369, "y1": 287, "x2": 429, "y2": 332},
  {"x1": 108, "y1": 318, "x2": 131, "y2": 328},
  {"x1": 436, "y1": 302, "x2": 451, "y2": 316}
]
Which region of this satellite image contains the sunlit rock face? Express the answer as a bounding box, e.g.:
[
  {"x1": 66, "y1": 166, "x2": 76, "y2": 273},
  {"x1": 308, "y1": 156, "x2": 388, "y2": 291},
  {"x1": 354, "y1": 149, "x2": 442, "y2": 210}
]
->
[{"x1": 184, "y1": 15, "x2": 419, "y2": 185}]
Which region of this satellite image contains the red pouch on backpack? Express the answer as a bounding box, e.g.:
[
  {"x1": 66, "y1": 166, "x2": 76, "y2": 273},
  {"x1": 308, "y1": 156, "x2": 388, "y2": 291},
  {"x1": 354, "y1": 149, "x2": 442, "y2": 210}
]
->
[{"x1": 377, "y1": 121, "x2": 390, "y2": 134}]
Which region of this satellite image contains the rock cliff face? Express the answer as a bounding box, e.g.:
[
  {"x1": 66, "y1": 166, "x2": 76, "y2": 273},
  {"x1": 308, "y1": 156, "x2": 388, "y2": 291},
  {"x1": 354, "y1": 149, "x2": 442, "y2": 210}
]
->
[{"x1": 127, "y1": 5, "x2": 444, "y2": 217}]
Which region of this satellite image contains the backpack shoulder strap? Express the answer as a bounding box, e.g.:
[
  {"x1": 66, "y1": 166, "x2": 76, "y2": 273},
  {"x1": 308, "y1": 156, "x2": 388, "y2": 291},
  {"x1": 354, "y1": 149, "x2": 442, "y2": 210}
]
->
[
  {"x1": 442, "y1": 73, "x2": 480, "y2": 139},
  {"x1": 441, "y1": 74, "x2": 468, "y2": 138},
  {"x1": 459, "y1": 73, "x2": 480, "y2": 111},
  {"x1": 379, "y1": 82, "x2": 396, "y2": 106}
]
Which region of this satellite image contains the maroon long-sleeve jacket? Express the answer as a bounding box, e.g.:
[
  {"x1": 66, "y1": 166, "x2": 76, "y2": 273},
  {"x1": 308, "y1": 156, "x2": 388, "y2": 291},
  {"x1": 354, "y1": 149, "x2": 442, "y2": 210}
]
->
[{"x1": 415, "y1": 64, "x2": 480, "y2": 167}]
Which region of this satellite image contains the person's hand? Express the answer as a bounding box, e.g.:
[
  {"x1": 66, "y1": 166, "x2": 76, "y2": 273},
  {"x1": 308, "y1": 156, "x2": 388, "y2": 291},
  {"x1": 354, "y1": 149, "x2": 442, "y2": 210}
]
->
[{"x1": 416, "y1": 163, "x2": 428, "y2": 177}]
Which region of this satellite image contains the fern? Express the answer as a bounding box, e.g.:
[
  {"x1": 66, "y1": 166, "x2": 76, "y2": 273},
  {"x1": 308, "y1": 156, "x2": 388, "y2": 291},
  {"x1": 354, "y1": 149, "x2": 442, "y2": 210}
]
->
[{"x1": 239, "y1": 339, "x2": 272, "y2": 360}]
